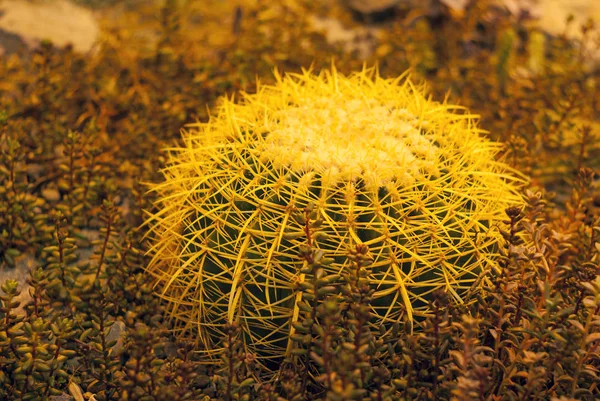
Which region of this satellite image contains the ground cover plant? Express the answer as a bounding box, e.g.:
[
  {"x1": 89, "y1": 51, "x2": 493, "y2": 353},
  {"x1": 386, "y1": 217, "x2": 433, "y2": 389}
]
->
[{"x1": 0, "y1": 0, "x2": 599, "y2": 400}]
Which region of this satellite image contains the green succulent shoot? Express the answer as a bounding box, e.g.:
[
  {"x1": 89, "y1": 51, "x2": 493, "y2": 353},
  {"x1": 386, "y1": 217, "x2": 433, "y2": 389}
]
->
[{"x1": 145, "y1": 66, "x2": 525, "y2": 370}]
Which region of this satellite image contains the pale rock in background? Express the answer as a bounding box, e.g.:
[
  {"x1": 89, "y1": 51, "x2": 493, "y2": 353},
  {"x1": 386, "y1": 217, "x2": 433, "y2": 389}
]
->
[
  {"x1": 310, "y1": 15, "x2": 378, "y2": 59},
  {"x1": 0, "y1": 254, "x2": 36, "y2": 315},
  {"x1": 344, "y1": 0, "x2": 401, "y2": 15},
  {"x1": 443, "y1": 0, "x2": 600, "y2": 39},
  {"x1": 444, "y1": 0, "x2": 600, "y2": 64},
  {"x1": 0, "y1": 0, "x2": 99, "y2": 54}
]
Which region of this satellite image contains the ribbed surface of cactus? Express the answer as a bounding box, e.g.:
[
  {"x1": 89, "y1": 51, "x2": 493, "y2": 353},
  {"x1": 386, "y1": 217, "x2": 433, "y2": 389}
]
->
[{"x1": 145, "y1": 67, "x2": 524, "y2": 369}]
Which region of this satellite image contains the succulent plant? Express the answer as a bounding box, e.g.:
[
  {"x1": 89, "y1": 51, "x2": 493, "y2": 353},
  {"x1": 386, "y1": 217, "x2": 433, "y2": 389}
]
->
[{"x1": 145, "y1": 67, "x2": 524, "y2": 370}]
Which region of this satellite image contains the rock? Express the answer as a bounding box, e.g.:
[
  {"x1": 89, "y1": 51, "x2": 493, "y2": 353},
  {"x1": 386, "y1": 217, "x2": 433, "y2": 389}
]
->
[
  {"x1": 343, "y1": 0, "x2": 402, "y2": 23},
  {"x1": 310, "y1": 16, "x2": 379, "y2": 59},
  {"x1": 154, "y1": 340, "x2": 178, "y2": 359},
  {"x1": 41, "y1": 187, "x2": 61, "y2": 202},
  {"x1": 344, "y1": 0, "x2": 402, "y2": 14},
  {"x1": 0, "y1": 254, "x2": 36, "y2": 315},
  {"x1": 163, "y1": 341, "x2": 179, "y2": 358},
  {"x1": 78, "y1": 228, "x2": 100, "y2": 242},
  {"x1": 25, "y1": 163, "x2": 45, "y2": 180},
  {"x1": 193, "y1": 374, "x2": 212, "y2": 388},
  {"x1": 0, "y1": 28, "x2": 28, "y2": 55},
  {"x1": 203, "y1": 383, "x2": 216, "y2": 397},
  {"x1": 533, "y1": 0, "x2": 600, "y2": 53},
  {"x1": 49, "y1": 393, "x2": 72, "y2": 401},
  {"x1": 442, "y1": 0, "x2": 600, "y2": 65},
  {"x1": 0, "y1": 0, "x2": 99, "y2": 54},
  {"x1": 106, "y1": 319, "x2": 126, "y2": 354}
]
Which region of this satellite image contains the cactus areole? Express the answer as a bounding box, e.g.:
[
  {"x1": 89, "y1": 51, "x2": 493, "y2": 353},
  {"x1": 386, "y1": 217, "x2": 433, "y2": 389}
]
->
[{"x1": 145, "y1": 67, "x2": 524, "y2": 370}]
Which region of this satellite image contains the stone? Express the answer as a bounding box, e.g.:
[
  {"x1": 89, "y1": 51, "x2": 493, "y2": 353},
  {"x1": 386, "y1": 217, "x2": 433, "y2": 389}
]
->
[
  {"x1": 49, "y1": 393, "x2": 72, "y2": 401},
  {"x1": 154, "y1": 340, "x2": 178, "y2": 359},
  {"x1": 105, "y1": 319, "x2": 126, "y2": 354},
  {"x1": 452, "y1": 0, "x2": 600, "y2": 65},
  {"x1": 193, "y1": 374, "x2": 212, "y2": 388},
  {"x1": 344, "y1": 0, "x2": 402, "y2": 15},
  {"x1": 0, "y1": 28, "x2": 28, "y2": 55},
  {"x1": 309, "y1": 16, "x2": 378, "y2": 59},
  {"x1": 0, "y1": 254, "x2": 36, "y2": 315},
  {"x1": 203, "y1": 384, "x2": 216, "y2": 397},
  {"x1": 25, "y1": 163, "x2": 45, "y2": 180},
  {"x1": 343, "y1": 0, "x2": 402, "y2": 23},
  {"x1": 41, "y1": 187, "x2": 61, "y2": 202},
  {"x1": 0, "y1": 0, "x2": 99, "y2": 55}
]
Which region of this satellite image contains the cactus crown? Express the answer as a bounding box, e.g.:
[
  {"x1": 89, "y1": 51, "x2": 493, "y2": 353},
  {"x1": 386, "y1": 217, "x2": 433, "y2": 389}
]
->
[{"x1": 145, "y1": 67, "x2": 525, "y2": 368}]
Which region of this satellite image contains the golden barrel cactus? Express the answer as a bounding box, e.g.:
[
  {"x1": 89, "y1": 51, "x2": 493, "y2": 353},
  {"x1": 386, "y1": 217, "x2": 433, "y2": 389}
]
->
[{"x1": 145, "y1": 67, "x2": 524, "y2": 369}]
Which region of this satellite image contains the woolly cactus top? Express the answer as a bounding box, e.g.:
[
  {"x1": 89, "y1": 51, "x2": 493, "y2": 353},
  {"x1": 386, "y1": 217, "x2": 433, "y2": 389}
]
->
[
  {"x1": 147, "y1": 67, "x2": 525, "y2": 368},
  {"x1": 186, "y1": 67, "x2": 516, "y2": 193},
  {"x1": 260, "y1": 94, "x2": 438, "y2": 190}
]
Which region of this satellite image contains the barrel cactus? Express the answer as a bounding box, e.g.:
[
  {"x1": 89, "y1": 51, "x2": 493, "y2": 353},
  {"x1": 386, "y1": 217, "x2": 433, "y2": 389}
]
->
[{"x1": 145, "y1": 67, "x2": 524, "y2": 370}]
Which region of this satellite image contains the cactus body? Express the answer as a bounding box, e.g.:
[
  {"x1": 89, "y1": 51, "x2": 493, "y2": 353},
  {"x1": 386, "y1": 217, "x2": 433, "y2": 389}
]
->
[{"x1": 145, "y1": 67, "x2": 524, "y2": 370}]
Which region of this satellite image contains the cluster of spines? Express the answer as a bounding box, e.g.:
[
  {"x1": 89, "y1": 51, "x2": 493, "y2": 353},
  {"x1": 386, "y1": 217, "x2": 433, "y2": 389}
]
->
[{"x1": 145, "y1": 67, "x2": 525, "y2": 369}]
